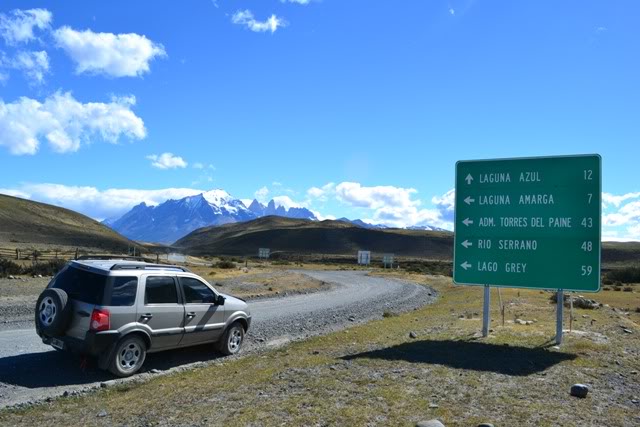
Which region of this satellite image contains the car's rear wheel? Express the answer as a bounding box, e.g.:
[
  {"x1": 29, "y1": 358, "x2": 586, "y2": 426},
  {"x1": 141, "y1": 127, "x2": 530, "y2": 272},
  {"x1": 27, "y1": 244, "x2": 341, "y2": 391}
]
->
[
  {"x1": 218, "y1": 322, "x2": 245, "y2": 356},
  {"x1": 35, "y1": 288, "x2": 71, "y2": 337},
  {"x1": 108, "y1": 335, "x2": 147, "y2": 377}
]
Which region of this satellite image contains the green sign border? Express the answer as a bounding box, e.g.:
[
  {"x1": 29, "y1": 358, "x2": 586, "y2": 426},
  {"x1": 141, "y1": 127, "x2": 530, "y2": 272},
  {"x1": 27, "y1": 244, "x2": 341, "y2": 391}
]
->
[{"x1": 453, "y1": 154, "x2": 602, "y2": 292}]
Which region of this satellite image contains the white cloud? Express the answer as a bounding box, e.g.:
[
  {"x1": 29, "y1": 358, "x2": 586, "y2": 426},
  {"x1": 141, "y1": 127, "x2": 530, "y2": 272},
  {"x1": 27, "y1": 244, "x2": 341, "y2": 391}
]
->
[
  {"x1": 281, "y1": 0, "x2": 311, "y2": 4},
  {"x1": 307, "y1": 182, "x2": 335, "y2": 202},
  {"x1": 147, "y1": 153, "x2": 187, "y2": 169},
  {"x1": 0, "y1": 8, "x2": 52, "y2": 45},
  {"x1": 231, "y1": 10, "x2": 287, "y2": 33},
  {"x1": 240, "y1": 199, "x2": 253, "y2": 208},
  {"x1": 272, "y1": 195, "x2": 306, "y2": 210},
  {"x1": 254, "y1": 186, "x2": 270, "y2": 202},
  {"x1": 53, "y1": 26, "x2": 166, "y2": 77},
  {"x1": 335, "y1": 182, "x2": 419, "y2": 210},
  {"x1": 602, "y1": 192, "x2": 640, "y2": 208},
  {"x1": 193, "y1": 162, "x2": 204, "y2": 169},
  {"x1": 10, "y1": 50, "x2": 49, "y2": 84},
  {"x1": 0, "y1": 188, "x2": 31, "y2": 199},
  {"x1": 449, "y1": 8, "x2": 455, "y2": 15},
  {"x1": 0, "y1": 184, "x2": 207, "y2": 221},
  {"x1": 431, "y1": 188, "x2": 455, "y2": 222},
  {"x1": 0, "y1": 91, "x2": 146, "y2": 155},
  {"x1": 335, "y1": 182, "x2": 451, "y2": 229}
]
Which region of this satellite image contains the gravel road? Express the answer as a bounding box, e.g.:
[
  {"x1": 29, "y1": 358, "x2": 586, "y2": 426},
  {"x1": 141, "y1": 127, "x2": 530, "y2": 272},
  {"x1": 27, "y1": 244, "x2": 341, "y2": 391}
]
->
[{"x1": 0, "y1": 270, "x2": 435, "y2": 408}]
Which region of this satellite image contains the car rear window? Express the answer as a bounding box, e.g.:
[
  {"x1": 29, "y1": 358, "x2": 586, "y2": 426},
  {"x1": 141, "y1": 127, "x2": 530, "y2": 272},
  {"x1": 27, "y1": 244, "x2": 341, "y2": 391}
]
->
[
  {"x1": 108, "y1": 277, "x2": 138, "y2": 306},
  {"x1": 50, "y1": 265, "x2": 107, "y2": 305}
]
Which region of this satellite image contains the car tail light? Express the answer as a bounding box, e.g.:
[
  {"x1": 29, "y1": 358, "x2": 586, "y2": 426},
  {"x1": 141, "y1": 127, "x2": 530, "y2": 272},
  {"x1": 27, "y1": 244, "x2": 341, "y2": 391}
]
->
[{"x1": 90, "y1": 308, "x2": 110, "y2": 332}]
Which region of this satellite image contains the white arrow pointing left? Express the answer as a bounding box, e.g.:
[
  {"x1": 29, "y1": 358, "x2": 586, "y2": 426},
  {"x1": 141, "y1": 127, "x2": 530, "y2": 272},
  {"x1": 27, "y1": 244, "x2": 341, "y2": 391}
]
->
[
  {"x1": 464, "y1": 196, "x2": 475, "y2": 205},
  {"x1": 461, "y1": 240, "x2": 472, "y2": 249},
  {"x1": 461, "y1": 261, "x2": 472, "y2": 270}
]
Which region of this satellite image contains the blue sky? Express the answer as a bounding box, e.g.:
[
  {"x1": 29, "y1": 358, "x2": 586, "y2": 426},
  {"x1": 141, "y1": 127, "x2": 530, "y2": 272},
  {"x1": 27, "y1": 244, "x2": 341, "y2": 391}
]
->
[{"x1": 0, "y1": 1, "x2": 638, "y2": 239}]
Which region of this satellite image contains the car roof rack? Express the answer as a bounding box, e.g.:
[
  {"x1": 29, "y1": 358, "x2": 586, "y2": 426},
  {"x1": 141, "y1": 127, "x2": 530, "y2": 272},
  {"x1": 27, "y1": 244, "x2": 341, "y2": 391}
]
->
[
  {"x1": 77, "y1": 255, "x2": 147, "y2": 262},
  {"x1": 110, "y1": 263, "x2": 191, "y2": 272}
]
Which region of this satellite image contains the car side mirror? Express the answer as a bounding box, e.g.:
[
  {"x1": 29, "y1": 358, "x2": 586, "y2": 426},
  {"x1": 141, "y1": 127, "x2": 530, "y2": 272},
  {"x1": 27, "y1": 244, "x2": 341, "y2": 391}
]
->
[{"x1": 216, "y1": 295, "x2": 226, "y2": 306}]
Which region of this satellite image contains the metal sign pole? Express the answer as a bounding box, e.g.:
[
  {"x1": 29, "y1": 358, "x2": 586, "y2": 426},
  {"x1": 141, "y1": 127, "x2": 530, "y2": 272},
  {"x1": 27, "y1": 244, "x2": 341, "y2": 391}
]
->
[
  {"x1": 556, "y1": 289, "x2": 564, "y2": 345},
  {"x1": 482, "y1": 285, "x2": 490, "y2": 337}
]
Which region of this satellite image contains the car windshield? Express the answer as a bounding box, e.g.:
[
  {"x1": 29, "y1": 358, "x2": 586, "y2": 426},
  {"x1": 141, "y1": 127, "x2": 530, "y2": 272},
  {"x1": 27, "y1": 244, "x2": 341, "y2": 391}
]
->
[{"x1": 50, "y1": 265, "x2": 108, "y2": 305}]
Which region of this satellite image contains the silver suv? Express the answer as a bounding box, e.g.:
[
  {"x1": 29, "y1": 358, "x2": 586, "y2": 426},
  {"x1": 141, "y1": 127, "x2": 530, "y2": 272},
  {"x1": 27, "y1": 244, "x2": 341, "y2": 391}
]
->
[{"x1": 34, "y1": 257, "x2": 251, "y2": 377}]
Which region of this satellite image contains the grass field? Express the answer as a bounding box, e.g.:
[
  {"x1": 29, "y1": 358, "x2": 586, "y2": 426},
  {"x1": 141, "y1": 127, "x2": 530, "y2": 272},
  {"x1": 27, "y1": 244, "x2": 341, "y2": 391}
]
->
[{"x1": 1, "y1": 269, "x2": 638, "y2": 426}]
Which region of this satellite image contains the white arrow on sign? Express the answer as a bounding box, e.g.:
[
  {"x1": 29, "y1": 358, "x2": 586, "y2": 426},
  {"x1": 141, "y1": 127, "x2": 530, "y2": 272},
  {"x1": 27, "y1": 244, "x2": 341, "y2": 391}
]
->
[
  {"x1": 463, "y1": 218, "x2": 473, "y2": 226},
  {"x1": 465, "y1": 174, "x2": 474, "y2": 185},
  {"x1": 461, "y1": 261, "x2": 472, "y2": 270},
  {"x1": 464, "y1": 196, "x2": 475, "y2": 205},
  {"x1": 461, "y1": 240, "x2": 472, "y2": 249}
]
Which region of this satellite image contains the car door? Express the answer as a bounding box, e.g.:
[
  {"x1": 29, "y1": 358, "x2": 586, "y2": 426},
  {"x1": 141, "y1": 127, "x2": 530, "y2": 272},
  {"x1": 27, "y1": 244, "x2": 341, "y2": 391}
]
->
[
  {"x1": 178, "y1": 276, "x2": 225, "y2": 346},
  {"x1": 138, "y1": 275, "x2": 185, "y2": 350}
]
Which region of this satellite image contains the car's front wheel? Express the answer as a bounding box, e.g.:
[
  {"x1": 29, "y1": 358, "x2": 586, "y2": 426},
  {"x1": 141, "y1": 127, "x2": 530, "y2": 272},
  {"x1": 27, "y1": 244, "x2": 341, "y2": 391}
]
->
[
  {"x1": 218, "y1": 322, "x2": 245, "y2": 356},
  {"x1": 108, "y1": 335, "x2": 147, "y2": 377}
]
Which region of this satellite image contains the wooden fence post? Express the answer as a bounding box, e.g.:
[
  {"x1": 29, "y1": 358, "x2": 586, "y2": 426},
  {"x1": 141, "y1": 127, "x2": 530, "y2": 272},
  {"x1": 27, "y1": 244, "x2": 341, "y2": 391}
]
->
[{"x1": 15, "y1": 249, "x2": 19, "y2": 260}]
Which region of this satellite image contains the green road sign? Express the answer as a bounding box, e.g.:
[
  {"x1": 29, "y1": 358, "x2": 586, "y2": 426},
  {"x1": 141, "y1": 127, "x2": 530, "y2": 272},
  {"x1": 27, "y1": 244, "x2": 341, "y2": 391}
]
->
[{"x1": 453, "y1": 154, "x2": 601, "y2": 292}]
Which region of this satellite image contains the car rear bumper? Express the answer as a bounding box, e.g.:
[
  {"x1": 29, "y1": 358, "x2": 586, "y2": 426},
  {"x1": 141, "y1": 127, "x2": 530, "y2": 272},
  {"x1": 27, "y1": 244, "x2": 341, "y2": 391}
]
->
[{"x1": 41, "y1": 330, "x2": 120, "y2": 356}]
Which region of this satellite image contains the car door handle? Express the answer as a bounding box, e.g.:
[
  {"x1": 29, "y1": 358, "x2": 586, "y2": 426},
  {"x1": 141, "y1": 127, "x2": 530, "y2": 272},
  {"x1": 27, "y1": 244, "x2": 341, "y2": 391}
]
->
[
  {"x1": 186, "y1": 312, "x2": 196, "y2": 318},
  {"x1": 140, "y1": 314, "x2": 153, "y2": 320}
]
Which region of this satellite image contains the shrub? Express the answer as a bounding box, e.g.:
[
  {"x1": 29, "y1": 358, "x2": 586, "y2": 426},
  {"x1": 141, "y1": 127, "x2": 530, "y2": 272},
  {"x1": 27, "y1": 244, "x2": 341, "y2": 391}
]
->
[
  {"x1": 623, "y1": 286, "x2": 633, "y2": 292},
  {"x1": 606, "y1": 267, "x2": 640, "y2": 284},
  {"x1": 216, "y1": 260, "x2": 235, "y2": 269},
  {"x1": 272, "y1": 260, "x2": 290, "y2": 265},
  {"x1": 0, "y1": 259, "x2": 23, "y2": 277},
  {"x1": 603, "y1": 287, "x2": 611, "y2": 291},
  {"x1": 24, "y1": 259, "x2": 68, "y2": 277}
]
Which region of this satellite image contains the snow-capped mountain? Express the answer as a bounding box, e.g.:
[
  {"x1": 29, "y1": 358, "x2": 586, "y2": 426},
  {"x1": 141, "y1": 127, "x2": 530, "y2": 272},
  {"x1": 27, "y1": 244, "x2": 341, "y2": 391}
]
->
[
  {"x1": 106, "y1": 190, "x2": 317, "y2": 244},
  {"x1": 336, "y1": 218, "x2": 389, "y2": 229},
  {"x1": 406, "y1": 225, "x2": 449, "y2": 232},
  {"x1": 247, "y1": 199, "x2": 316, "y2": 220},
  {"x1": 337, "y1": 217, "x2": 447, "y2": 232}
]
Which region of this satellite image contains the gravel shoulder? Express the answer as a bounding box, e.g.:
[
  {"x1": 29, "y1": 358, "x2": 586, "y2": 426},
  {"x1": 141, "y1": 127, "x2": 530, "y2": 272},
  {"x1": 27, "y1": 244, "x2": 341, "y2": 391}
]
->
[{"x1": 0, "y1": 270, "x2": 435, "y2": 408}]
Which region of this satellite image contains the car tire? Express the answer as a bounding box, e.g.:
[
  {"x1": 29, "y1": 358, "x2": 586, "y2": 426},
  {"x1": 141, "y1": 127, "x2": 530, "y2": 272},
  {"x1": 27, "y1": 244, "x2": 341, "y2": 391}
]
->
[
  {"x1": 218, "y1": 322, "x2": 245, "y2": 356},
  {"x1": 35, "y1": 288, "x2": 71, "y2": 337},
  {"x1": 108, "y1": 335, "x2": 147, "y2": 377}
]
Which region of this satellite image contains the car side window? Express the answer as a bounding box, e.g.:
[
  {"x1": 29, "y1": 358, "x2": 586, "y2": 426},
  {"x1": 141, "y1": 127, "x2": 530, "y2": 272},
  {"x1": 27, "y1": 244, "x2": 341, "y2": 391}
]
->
[
  {"x1": 145, "y1": 276, "x2": 178, "y2": 305},
  {"x1": 181, "y1": 277, "x2": 216, "y2": 304}
]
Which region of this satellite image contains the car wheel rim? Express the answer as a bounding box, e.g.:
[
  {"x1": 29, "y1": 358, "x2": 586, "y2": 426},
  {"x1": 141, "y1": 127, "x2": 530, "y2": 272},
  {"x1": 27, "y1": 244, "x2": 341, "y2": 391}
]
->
[
  {"x1": 39, "y1": 297, "x2": 57, "y2": 326},
  {"x1": 229, "y1": 329, "x2": 242, "y2": 352},
  {"x1": 118, "y1": 342, "x2": 142, "y2": 371}
]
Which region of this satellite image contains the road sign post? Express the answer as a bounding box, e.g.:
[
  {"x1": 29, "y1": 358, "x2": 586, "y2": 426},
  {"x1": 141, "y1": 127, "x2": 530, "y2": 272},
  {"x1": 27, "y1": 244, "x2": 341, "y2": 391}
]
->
[
  {"x1": 453, "y1": 155, "x2": 601, "y2": 342},
  {"x1": 556, "y1": 290, "x2": 564, "y2": 345},
  {"x1": 482, "y1": 285, "x2": 490, "y2": 337}
]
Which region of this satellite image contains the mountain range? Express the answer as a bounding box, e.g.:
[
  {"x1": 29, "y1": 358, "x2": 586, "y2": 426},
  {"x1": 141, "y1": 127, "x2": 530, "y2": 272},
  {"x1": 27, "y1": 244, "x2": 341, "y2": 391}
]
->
[
  {"x1": 105, "y1": 190, "x2": 317, "y2": 244},
  {"x1": 104, "y1": 189, "x2": 448, "y2": 244}
]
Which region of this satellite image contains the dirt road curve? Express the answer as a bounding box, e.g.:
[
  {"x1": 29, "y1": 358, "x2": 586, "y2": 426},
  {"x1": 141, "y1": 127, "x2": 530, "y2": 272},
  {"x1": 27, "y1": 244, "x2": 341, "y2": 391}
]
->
[{"x1": 0, "y1": 270, "x2": 435, "y2": 408}]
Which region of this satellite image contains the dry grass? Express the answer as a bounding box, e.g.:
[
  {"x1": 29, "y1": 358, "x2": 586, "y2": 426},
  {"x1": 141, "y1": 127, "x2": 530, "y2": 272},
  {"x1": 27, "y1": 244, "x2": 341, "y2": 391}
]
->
[{"x1": 1, "y1": 271, "x2": 639, "y2": 426}]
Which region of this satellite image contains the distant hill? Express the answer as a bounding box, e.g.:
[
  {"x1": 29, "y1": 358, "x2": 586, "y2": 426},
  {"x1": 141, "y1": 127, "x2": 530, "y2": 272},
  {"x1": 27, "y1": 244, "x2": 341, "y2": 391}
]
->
[
  {"x1": 0, "y1": 194, "x2": 138, "y2": 251},
  {"x1": 174, "y1": 216, "x2": 454, "y2": 258}
]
